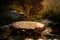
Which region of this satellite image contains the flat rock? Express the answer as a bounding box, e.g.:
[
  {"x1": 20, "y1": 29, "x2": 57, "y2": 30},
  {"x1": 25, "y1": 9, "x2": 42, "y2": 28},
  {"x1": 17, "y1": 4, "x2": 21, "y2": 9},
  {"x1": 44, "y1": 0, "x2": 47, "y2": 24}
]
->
[{"x1": 12, "y1": 21, "x2": 45, "y2": 29}]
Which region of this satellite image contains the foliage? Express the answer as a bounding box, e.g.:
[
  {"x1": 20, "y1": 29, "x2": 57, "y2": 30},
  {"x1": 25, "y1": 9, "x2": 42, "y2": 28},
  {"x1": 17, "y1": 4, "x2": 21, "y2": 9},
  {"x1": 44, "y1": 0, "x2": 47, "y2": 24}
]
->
[
  {"x1": 30, "y1": 15, "x2": 43, "y2": 21},
  {"x1": 42, "y1": 8, "x2": 60, "y2": 22},
  {"x1": 0, "y1": 0, "x2": 44, "y2": 21},
  {"x1": 42, "y1": 8, "x2": 60, "y2": 35},
  {"x1": 36, "y1": 15, "x2": 43, "y2": 19}
]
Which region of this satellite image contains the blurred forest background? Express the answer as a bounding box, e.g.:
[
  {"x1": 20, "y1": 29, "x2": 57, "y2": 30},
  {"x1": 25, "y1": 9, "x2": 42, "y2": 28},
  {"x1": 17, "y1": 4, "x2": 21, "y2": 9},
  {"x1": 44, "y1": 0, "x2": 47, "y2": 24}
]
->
[
  {"x1": 0, "y1": 0, "x2": 60, "y2": 39},
  {"x1": 0, "y1": 0, "x2": 60, "y2": 21}
]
